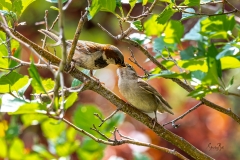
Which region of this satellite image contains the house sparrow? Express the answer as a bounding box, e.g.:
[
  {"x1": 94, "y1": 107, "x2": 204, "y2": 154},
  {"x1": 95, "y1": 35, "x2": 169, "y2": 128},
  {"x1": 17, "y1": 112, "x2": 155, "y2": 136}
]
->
[
  {"x1": 117, "y1": 64, "x2": 173, "y2": 127},
  {"x1": 39, "y1": 29, "x2": 125, "y2": 77}
]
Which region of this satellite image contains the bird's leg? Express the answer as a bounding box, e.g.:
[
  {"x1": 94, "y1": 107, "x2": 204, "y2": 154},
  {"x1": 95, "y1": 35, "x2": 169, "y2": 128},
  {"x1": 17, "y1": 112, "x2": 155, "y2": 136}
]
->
[
  {"x1": 90, "y1": 70, "x2": 105, "y2": 85},
  {"x1": 152, "y1": 111, "x2": 158, "y2": 129}
]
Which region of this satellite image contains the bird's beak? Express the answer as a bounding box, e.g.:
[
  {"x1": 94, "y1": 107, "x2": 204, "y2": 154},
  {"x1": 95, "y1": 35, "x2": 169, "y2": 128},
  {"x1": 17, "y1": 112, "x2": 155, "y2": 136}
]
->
[{"x1": 118, "y1": 63, "x2": 126, "y2": 67}]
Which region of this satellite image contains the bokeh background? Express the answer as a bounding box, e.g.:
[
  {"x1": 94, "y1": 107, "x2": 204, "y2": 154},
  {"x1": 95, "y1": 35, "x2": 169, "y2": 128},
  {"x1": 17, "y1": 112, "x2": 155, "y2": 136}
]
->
[{"x1": 1, "y1": 0, "x2": 240, "y2": 159}]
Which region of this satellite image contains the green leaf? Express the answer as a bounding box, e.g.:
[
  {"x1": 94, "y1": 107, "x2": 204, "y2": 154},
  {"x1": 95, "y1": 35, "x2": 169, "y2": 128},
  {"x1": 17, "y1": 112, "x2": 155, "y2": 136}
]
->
[
  {"x1": 156, "y1": 4, "x2": 176, "y2": 24},
  {"x1": 220, "y1": 56, "x2": 240, "y2": 70},
  {"x1": 0, "y1": 0, "x2": 12, "y2": 11},
  {"x1": 5, "y1": 123, "x2": 20, "y2": 140},
  {"x1": 180, "y1": 46, "x2": 197, "y2": 60},
  {"x1": 142, "y1": 0, "x2": 148, "y2": 5},
  {"x1": 0, "y1": 94, "x2": 25, "y2": 113},
  {"x1": 56, "y1": 141, "x2": 80, "y2": 157},
  {"x1": 206, "y1": 44, "x2": 222, "y2": 83},
  {"x1": 9, "y1": 138, "x2": 24, "y2": 160},
  {"x1": 21, "y1": 0, "x2": 36, "y2": 16},
  {"x1": 153, "y1": 36, "x2": 177, "y2": 52},
  {"x1": 77, "y1": 137, "x2": 105, "y2": 160},
  {"x1": 178, "y1": 59, "x2": 208, "y2": 72},
  {"x1": 164, "y1": 20, "x2": 184, "y2": 44},
  {"x1": 23, "y1": 153, "x2": 43, "y2": 160},
  {"x1": 0, "y1": 138, "x2": 7, "y2": 158},
  {"x1": 0, "y1": 33, "x2": 9, "y2": 69},
  {"x1": 99, "y1": 0, "x2": 116, "y2": 13},
  {"x1": 41, "y1": 119, "x2": 66, "y2": 139},
  {"x1": 0, "y1": 94, "x2": 46, "y2": 114},
  {"x1": 28, "y1": 62, "x2": 46, "y2": 94},
  {"x1": 181, "y1": 8, "x2": 196, "y2": 21},
  {"x1": 18, "y1": 78, "x2": 32, "y2": 97},
  {"x1": 9, "y1": 103, "x2": 46, "y2": 115},
  {"x1": 129, "y1": 33, "x2": 151, "y2": 45},
  {"x1": 187, "y1": 86, "x2": 217, "y2": 99},
  {"x1": 225, "y1": 76, "x2": 234, "y2": 91},
  {"x1": 73, "y1": 105, "x2": 103, "y2": 136},
  {"x1": 64, "y1": 92, "x2": 78, "y2": 109},
  {"x1": 201, "y1": 15, "x2": 236, "y2": 39},
  {"x1": 12, "y1": 0, "x2": 23, "y2": 16},
  {"x1": 50, "y1": 6, "x2": 59, "y2": 11},
  {"x1": 87, "y1": 0, "x2": 101, "y2": 20},
  {"x1": 184, "y1": 0, "x2": 200, "y2": 6},
  {"x1": 131, "y1": 20, "x2": 143, "y2": 31},
  {"x1": 21, "y1": 114, "x2": 48, "y2": 127},
  {"x1": 144, "y1": 15, "x2": 166, "y2": 36},
  {"x1": 66, "y1": 127, "x2": 77, "y2": 142},
  {"x1": 150, "y1": 70, "x2": 191, "y2": 79},
  {"x1": 42, "y1": 78, "x2": 55, "y2": 92},
  {"x1": 129, "y1": 0, "x2": 137, "y2": 9},
  {"x1": 0, "y1": 72, "x2": 29, "y2": 93}
]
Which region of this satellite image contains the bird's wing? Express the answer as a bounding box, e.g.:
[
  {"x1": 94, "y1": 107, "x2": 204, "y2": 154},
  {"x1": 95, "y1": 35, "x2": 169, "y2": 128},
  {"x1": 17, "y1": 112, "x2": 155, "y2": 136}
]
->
[
  {"x1": 137, "y1": 79, "x2": 172, "y2": 110},
  {"x1": 67, "y1": 40, "x2": 102, "y2": 55}
]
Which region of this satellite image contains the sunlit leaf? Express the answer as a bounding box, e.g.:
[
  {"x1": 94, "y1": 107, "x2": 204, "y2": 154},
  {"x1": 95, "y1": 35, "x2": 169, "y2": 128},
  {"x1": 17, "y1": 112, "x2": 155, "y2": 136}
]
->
[
  {"x1": 164, "y1": 20, "x2": 184, "y2": 44},
  {"x1": 153, "y1": 36, "x2": 177, "y2": 52},
  {"x1": 87, "y1": 0, "x2": 101, "y2": 20},
  {"x1": 9, "y1": 138, "x2": 24, "y2": 160},
  {"x1": 100, "y1": 0, "x2": 116, "y2": 13},
  {"x1": 207, "y1": 44, "x2": 222, "y2": 81},
  {"x1": 150, "y1": 70, "x2": 191, "y2": 79},
  {"x1": 77, "y1": 137, "x2": 105, "y2": 160},
  {"x1": 0, "y1": 138, "x2": 7, "y2": 158},
  {"x1": 28, "y1": 62, "x2": 46, "y2": 94},
  {"x1": 220, "y1": 56, "x2": 240, "y2": 70},
  {"x1": 131, "y1": 20, "x2": 143, "y2": 31},
  {"x1": 144, "y1": 15, "x2": 166, "y2": 36},
  {"x1": 156, "y1": 4, "x2": 176, "y2": 24},
  {"x1": 201, "y1": 15, "x2": 236, "y2": 39},
  {"x1": 56, "y1": 141, "x2": 80, "y2": 156},
  {"x1": 41, "y1": 119, "x2": 66, "y2": 139},
  {"x1": 64, "y1": 92, "x2": 78, "y2": 109},
  {"x1": 21, "y1": 114, "x2": 48, "y2": 127},
  {"x1": 18, "y1": 78, "x2": 32, "y2": 97},
  {"x1": 0, "y1": 72, "x2": 29, "y2": 93},
  {"x1": 178, "y1": 59, "x2": 208, "y2": 72},
  {"x1": 129, "y1": 0, "x2": 137, "y2": 9}
]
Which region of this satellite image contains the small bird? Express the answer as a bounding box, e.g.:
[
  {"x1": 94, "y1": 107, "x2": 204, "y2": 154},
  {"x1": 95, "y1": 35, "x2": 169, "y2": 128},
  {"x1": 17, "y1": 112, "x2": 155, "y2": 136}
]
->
[
  {"x1": 39, "y1": 29, "x2": 125, "y2": 78},
  {"x1": 117, "y1": 64, "x2": 173, "y2": 128}
]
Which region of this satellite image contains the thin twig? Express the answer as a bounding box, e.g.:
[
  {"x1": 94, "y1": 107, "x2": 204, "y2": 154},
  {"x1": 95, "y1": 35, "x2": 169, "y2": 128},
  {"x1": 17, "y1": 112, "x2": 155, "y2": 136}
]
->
[
  {"x1": 89, "y1": 124, "x2": 188, "y2": 160},
  {"x1": 49, "y1": 15, "x2": 59, "y2": 30},
  {"x1": 163, "y1": 102, "x2": 204, "y2": 128},
  {"x1": 2, "y1": 56, "x2": 59, "y2": 70},
  {"x1": 128, "y1": 47, "x2": 150, "y2": 78},
  {"x1": 66, "y1": 4, "x2": 89, "y2": 66},
  {"x1": 94, "y1": 108, "x2": 121, "y2": 127}
]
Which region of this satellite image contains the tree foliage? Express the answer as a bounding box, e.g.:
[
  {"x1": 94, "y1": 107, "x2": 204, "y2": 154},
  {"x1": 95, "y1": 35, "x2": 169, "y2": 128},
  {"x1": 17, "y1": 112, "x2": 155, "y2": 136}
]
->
[{"x1": 0, "y1": 0, "x2": 240, "y2": 159}]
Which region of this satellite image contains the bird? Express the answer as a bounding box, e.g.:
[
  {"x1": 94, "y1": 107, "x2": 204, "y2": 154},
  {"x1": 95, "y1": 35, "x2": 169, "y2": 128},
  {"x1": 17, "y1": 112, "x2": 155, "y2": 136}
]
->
[
  {"x1": 39, "y1": 29, "x2": 125, "y2": 79},
  {"x1": 117, "y1": 64, "x2": 173, "y2": 128}
]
